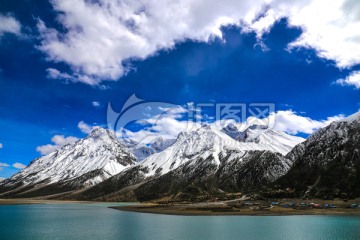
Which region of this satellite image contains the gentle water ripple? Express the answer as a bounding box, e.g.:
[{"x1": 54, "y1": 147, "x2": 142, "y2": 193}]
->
[{"x1": 1, "y1": 204, "x2": 360, "y2": 240}]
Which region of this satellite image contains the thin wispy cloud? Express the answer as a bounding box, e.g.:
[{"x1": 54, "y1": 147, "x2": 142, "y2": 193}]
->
[
  {"x1": 0, "y1": 14, "x2": 21, "y2": 38},
  {"x1": 92, "y1": 101, "x2": 101, "y2": 108},
  {"x1": 12, "y1": 162, "x2": 26, "y2": 169}
]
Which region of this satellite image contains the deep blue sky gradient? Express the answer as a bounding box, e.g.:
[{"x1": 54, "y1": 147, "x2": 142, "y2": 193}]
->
[{"x1": 0, "y1": 1, "x2": 359, "y2": 177}]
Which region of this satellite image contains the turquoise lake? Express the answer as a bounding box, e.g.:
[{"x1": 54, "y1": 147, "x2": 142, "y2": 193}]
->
[{"x1": 1, "y1": 203, "x2": 360, "y2": 240}]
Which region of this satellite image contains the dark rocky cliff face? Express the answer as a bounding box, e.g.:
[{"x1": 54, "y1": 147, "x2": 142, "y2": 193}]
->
[
  {"x1": 276, "y1": 118, "x2": 360, "y2": 198},
  {"x1": 79, "y1": 150, "x2": 289, "y2": 202},
  {"x1": 217, "y1": 150, "x2": 290, "y2": 192}
]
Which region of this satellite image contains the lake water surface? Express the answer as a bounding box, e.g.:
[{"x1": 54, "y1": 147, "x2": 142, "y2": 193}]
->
[{"x1": 1, "y1": 203, "x2": 360, "y2": 240}]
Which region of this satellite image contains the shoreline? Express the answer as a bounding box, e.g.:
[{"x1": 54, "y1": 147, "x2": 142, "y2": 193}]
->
[
  {"x1": 2, "y1": 198, "x2": 360, "y2": 216},
  {"x1": 111, "y1": 202, "x2": 360, "y2": 216}
]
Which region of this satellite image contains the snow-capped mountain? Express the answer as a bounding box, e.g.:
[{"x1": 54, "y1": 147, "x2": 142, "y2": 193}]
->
[
  {"x1": 130, "y1": 124, "x2": 300, "y2": 201},
  {"x1": 78, "y1": 124, "x2": 303, "y2": 201},
  {"x1": 0, "y1": 121, "x2": 310, "y2": 201},
  {"x1": 133, "y1": 150, "x2": 290, "y2": 201},
  {"x1": 276, "y1": 111, "x2": 360, "y2": 198},
  {"x1": 123, "y1": 137, "x2": 176, "y2": 161},
  {"x1": 221, "y1": 123, "x2": 246, "y2": 140},
  {"x1": 139, "y1": 124, "x2": 303, "y2": 177},
  {"x1": 0, "y1": 127, "x2": 137, "y2": 195},
  {"x1": 150, "y1": 137, "x2": 176, "y2": 152},
  {"x1": 126, "y1": 144, "x2": 155, "y2": 161}
]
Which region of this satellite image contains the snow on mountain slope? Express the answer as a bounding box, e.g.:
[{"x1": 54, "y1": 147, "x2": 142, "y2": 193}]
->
[
  {"x1": 127, "y1": 145, "x2": 155, "y2": 161},
  {"x1": 222, "y1": 124, "x2": 304, "y2": 154},
  {"x1": 122, "y1": 137, "x2": 176, "y2": 161},
  {"x1": 66, "y1": 124, "x2": 306, "y2": 201},
  {"x1": 3, "y1": 127, "x2": 137, "y2": 188},
  {"x1": 130, "y1": 149, "x2": 290, "y2": 202},
  {"x1": 150, "y1": 137, "x2": 176, "y2": 152},
  {"x1": 221, "y1": 123, "x2": 246, "y2": 140},
  {"x1": 336, "y1": 111, "x2": 360, "y2": 123},
  {"x1": 242, "y1": 125, "x2": 305, "y2": 153},
  {"x1": 138, "y1": 124, "x2": 303, "y2": 178}
]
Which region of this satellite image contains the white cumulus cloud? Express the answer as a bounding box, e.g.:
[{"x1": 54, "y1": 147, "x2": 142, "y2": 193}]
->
[
  {"x1": 0, "y1": 143, "x2": 3, "y2": 149},
  {"x1": 280, "y1": 0, "x2": 360, "y2": 69},
  {"x1": 36, "y1": 0, "x2": 266, "y2": 84},
  {"x1": 36, "y1": 135, "x2": 79, "y2": 155},
  {"x1": 78, "y1": 121, "x2": 98, "y2": 134},
  {"x1": 12, "y1": 162, "x2": 26, "y2": 169},
  {"x1": 37, "y1": 0, "x2": 360, "y2": 85},
  {"x1": 336, "y1": 71, "x2": 360, "y2": 89},
  {"x1": 0, "y1": 14, "x2": 21, "y2": 37},
  {"x1": 121, "y1": 105, "x2": 199, "y2": 143},
  {"x1": 271, "y1": 110, "x2": 345, "y2": 135}
]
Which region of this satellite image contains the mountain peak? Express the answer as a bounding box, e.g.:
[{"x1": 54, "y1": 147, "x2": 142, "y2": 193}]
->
[
  {"x1": 176, "y1": 131, "x2": 191, "y2": 142},
  {"x1": 2, "y1": 126, "x2": 137, "y2": 190},
  {"x1": 89, "y1": 126, "x2": 107, "y2": 135},
  {"x1": 150, "y1": 137, "x2": 165, "y2": 146},
  {"x1": 152, "y1": 136, "x2": 164, "y2": 141},
  {"x1": 221, "y1": 122, "x2": 304, "y2": 154},
  {"x1": 246, "y1": 124, "x2": 269, "y2": 131},
  {"x1": 87, "y1": 127, "x2": 117, "y2": 141},
  {"x1": 224, "y1": 122, "x2": 238, "y2": 130},
  {"x1": 122, "y1": 136, "x2": 176, "y2": 161},
  {"x1": 199, "y1": 123, "x2": 211, "y2": 130},
  {"x1": 150, "y1": 137, "x2": 176, "y2": 152}
]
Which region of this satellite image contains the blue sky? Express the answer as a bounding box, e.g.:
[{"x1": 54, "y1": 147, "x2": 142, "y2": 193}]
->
[{"x1": 0, "y1": 0, "x2": 360, "y2": 178}]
